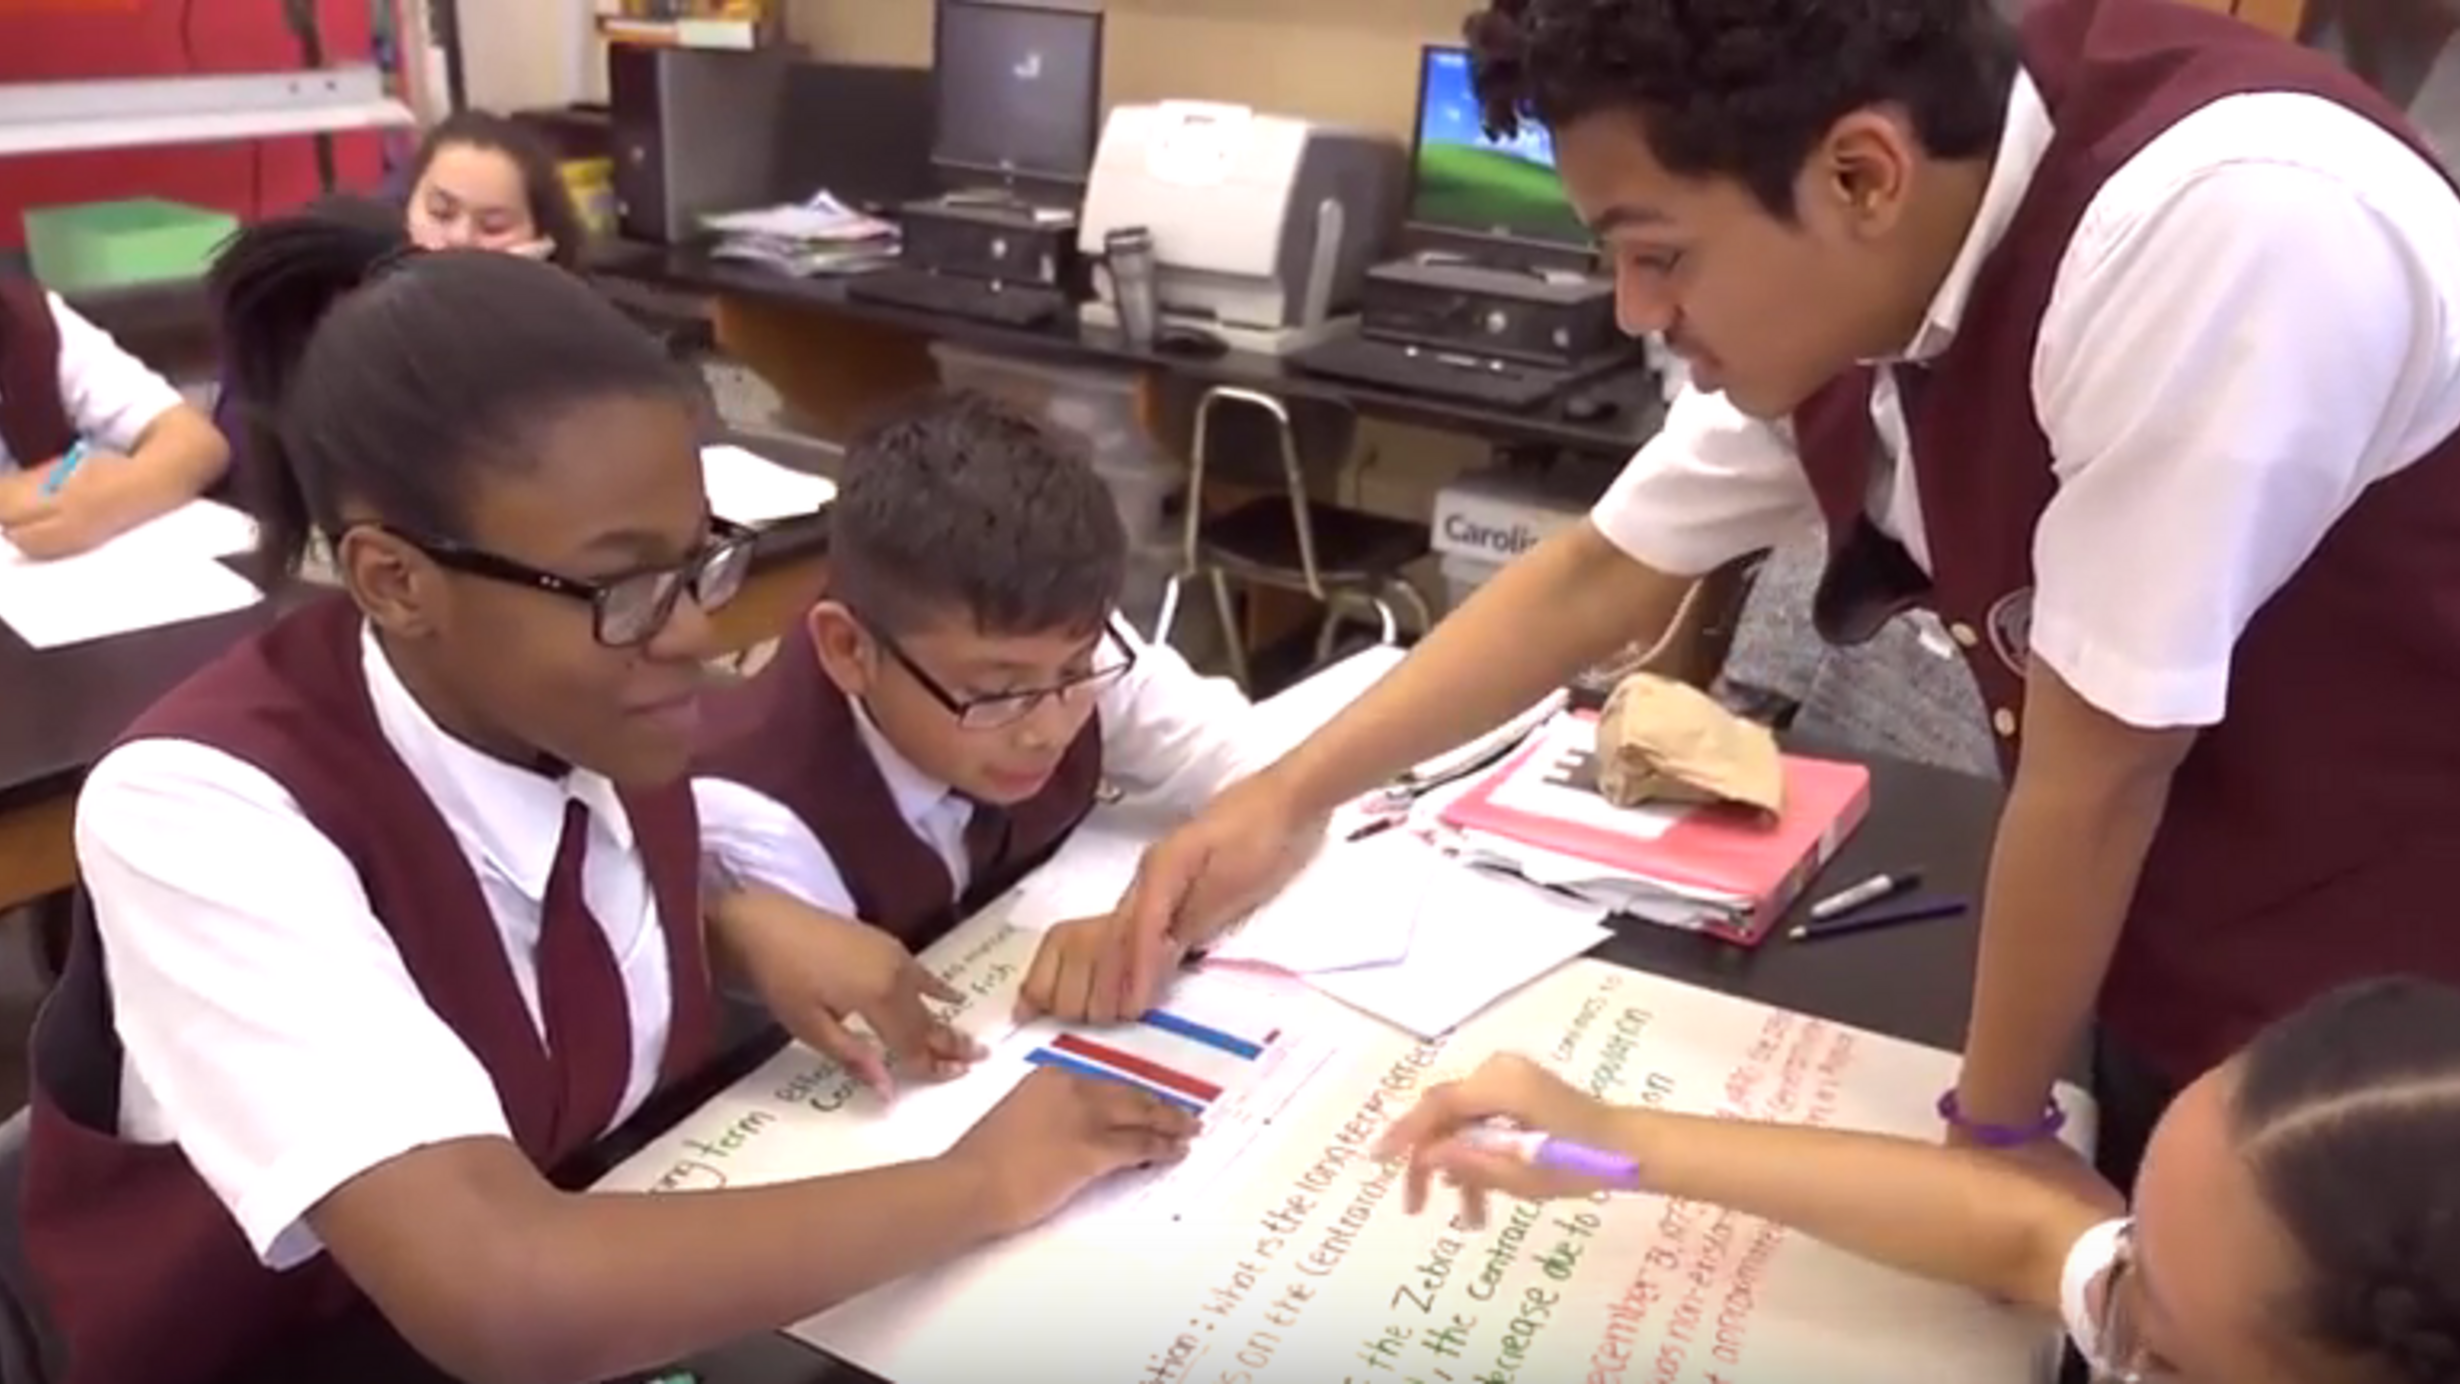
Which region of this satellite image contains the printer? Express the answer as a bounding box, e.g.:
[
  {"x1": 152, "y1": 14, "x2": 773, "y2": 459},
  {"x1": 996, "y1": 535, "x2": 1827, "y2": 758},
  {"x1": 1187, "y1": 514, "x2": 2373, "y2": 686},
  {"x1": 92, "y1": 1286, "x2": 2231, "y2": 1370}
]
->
[{"x1": 1077, "y1": 102, "x2": 1402, "y2": 355}]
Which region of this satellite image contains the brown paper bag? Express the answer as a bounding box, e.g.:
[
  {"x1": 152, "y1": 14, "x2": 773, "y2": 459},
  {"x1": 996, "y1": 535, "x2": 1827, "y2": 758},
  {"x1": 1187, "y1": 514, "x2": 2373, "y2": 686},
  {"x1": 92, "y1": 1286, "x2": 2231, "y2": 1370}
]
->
[{"x1": 1593, "y1": 672, "x2": 1786, "y2": 816}]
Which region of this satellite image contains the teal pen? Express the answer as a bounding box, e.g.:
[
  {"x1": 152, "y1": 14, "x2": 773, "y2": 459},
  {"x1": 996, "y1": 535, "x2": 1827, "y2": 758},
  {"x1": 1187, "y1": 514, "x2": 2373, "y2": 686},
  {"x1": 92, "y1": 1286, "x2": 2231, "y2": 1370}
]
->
[{"x1": 38, "y1": 440, "x2": 89, "y2": 498}]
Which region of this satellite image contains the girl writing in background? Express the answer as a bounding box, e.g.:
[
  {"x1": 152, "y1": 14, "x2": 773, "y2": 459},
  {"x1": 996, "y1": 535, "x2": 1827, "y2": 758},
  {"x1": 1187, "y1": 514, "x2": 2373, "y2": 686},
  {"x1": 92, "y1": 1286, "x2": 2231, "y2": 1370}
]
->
[
  {"x1": 1380, "y1": 977, "x2": 2460, "y2": 1384},
  {"x1": 24, "y1": 213, "x2": 1193, "y2": 1384},
  {"x1": 0, "y1": 276, "x2": 228, "y2": 560}
]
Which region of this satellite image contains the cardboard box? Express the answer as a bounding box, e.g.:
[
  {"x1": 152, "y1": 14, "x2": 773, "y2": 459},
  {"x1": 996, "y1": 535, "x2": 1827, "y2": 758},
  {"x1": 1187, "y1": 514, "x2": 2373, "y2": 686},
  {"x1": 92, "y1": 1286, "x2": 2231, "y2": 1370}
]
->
[{"x1": 1428, "y1": 465, "x2": 1601, "y2": 564}]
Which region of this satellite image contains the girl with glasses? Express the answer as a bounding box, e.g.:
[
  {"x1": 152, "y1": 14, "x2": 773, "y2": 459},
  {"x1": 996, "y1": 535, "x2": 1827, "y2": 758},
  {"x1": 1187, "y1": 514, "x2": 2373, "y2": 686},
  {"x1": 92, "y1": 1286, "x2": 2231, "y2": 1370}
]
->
[{"x1": 22, "y1": 213, "x2": 1197, "y2": 1384}]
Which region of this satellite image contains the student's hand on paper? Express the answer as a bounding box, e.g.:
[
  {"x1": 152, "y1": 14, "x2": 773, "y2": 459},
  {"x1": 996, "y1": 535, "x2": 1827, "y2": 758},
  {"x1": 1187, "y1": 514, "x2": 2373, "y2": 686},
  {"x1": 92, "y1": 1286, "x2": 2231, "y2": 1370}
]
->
[
  {"x1": 714, "y1": 887, "x2": 985, "y2": 1098},
  {"x1": 1378, "y1": 1053, "x2": 1631, "y2": 1227},
  {"x1": 1113, "y1": 774, "x2": 1324, "y2": 1015},
  {"x1": 0, "y1": 454, "x2": 135, "y2": 559},
  {"x1": 946, "y1": 1067, "x2": 1201, "y2": 1232},
  {"x1": 0, "y1": 494, "x2": 103, "y2": 560},
  {"x1": 1015, "y1": 915, "x2": 1184, "y2": 1025}
]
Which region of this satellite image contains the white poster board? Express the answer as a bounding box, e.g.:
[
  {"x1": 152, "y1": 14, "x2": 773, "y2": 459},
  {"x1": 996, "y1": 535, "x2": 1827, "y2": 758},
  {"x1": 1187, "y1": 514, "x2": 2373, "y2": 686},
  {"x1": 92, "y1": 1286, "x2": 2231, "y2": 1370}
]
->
[{"x1": 600, "y1": 839, "x2": 2093, "y2": 1384}]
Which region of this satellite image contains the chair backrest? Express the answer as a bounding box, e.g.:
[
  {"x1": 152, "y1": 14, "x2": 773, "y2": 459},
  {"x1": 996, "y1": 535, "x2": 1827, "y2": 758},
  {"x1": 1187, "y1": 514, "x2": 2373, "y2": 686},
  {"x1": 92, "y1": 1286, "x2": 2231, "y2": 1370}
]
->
[{"x1": 0, "y1": 1105, "x2": 51, "y2": 1384}]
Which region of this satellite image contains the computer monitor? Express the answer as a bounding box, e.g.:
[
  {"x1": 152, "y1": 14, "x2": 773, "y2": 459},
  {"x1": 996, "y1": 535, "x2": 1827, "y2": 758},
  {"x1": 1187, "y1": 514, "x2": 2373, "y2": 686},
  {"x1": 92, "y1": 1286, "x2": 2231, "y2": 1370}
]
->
[
  {"x1": 1405, "y1": 44, "x2": 1589, "y2": 253},
  {"x1": 931, "y1": 0, "x2": 1105, "y2": 192}
]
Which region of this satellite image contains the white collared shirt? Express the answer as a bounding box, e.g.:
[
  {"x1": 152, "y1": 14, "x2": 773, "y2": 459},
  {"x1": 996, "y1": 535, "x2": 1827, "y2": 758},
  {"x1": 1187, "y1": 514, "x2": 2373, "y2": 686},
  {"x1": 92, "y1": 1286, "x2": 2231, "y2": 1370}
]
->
[
  {"x1": 0, "y1": 294, "x2": 185, "y2": 470},
  {"x1": 2061, "y1": 1218, "x2": 2131, "y2": 1369},
  {"x1": 1590, "y1": 74, "x2": 2460, "y2": 729},
  {"x1": 73, "y1": 626, "x2": 678, "y2": 1269},
  {"x1": 693, "y1": 620, "x2": 1254, "y2": 914}
]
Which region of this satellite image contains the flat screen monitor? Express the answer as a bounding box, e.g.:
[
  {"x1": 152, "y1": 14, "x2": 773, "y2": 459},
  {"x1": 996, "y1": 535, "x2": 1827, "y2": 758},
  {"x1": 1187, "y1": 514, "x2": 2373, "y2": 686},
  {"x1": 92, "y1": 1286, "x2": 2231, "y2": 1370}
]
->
[
  {"x1": 1406, "y1": 45, "x2": 1588, "y2": 250},
  {"x1": 931, "y1": 0, "x2": 1105, "y2": 187}
]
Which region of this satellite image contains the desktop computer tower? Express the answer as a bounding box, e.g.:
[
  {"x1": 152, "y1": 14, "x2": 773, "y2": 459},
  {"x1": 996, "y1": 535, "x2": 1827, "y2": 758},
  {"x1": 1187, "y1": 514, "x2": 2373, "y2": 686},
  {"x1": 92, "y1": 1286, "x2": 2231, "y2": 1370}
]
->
[
  {"x1": 608, "y1": 45, "x2": 793, "y2": 244},
  {"x1": 892, "y1": 0, "x2": 1099, "y2": 289}
]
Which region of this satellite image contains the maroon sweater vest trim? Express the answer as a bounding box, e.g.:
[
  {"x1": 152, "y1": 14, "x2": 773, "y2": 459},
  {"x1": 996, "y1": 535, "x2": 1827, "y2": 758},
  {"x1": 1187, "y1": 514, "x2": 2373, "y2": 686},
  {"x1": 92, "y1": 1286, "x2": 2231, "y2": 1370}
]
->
[
  {"x1": 0, "y1": 277, "x2": 77, "y2": 467},
  {"x1": 1791, "y1": 0, "x2": 2460, "y2": 1081},
  {"x1": 20, "y1": 596, "x2": 720, "y2": 1384},
  {"x1": 694, "y1": 621, "x2": 1104, "y2": 948}
]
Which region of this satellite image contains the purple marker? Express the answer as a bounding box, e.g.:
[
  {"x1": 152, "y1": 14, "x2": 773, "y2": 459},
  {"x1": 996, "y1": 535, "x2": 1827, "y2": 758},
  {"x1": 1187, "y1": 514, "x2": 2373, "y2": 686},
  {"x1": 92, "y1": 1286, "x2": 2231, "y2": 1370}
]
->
[{"x1": 1463, "y1": 1122, "x2": 1642, "y2": 1187}]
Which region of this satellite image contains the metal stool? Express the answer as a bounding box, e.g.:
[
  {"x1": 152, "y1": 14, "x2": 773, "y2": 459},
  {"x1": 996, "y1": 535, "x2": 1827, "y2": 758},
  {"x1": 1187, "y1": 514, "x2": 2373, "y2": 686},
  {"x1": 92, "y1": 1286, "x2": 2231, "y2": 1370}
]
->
[{"x1": 1153, "y1": 386, "x2": 1433, "y2": 690}]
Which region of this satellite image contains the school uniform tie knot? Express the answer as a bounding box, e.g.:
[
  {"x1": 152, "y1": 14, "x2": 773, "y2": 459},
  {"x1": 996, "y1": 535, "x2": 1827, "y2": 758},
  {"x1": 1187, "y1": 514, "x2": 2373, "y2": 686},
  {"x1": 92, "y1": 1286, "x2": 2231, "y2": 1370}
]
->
[{"x1": 537, "y1": 797, "x2": 633, "y2": 1151}]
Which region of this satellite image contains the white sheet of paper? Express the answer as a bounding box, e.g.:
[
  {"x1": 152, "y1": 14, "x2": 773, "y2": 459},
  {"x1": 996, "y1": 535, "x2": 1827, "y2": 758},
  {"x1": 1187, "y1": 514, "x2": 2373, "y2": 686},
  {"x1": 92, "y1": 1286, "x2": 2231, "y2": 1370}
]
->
[
  {"x1": 701, "y1": 444, "x2": 836, "y2": 526},
  {"x1": 1203, "y1": 827, "x2": 1423, "y2": 973},
  {"x1": 0, "y1": 497, "x2": 258, "y2": 569},
  {"x1": 0, "y1": 546, "x2": 260, "y2": 648},
  {"x1": 1303, "y1": 857, "x2": 1610, "y2": 1037}
]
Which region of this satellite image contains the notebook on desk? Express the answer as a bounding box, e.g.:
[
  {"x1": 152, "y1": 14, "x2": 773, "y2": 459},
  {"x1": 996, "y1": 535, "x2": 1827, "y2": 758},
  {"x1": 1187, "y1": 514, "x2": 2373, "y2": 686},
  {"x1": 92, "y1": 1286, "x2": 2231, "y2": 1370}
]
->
[{"x1": 1437, "y1": 712, "x2": 1872, "y2": 946}]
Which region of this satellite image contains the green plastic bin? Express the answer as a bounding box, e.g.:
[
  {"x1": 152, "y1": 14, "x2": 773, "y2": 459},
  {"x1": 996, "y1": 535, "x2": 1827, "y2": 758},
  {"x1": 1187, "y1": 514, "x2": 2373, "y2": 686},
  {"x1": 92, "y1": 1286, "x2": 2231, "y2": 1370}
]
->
[{"x1": 22, "y1": 198, "x2": 239, "y2": 294}]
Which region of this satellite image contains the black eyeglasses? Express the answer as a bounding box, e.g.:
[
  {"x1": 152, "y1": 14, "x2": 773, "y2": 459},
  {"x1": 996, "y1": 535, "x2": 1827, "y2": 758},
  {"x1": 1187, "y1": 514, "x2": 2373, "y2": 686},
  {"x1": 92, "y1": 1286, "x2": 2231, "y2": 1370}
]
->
[
  {"x1": 865, "y1": 614, "x2": 1138, "y2": 731},
  {"x1": 371, "y1": 520, "x2": 757, "y2": 647}
]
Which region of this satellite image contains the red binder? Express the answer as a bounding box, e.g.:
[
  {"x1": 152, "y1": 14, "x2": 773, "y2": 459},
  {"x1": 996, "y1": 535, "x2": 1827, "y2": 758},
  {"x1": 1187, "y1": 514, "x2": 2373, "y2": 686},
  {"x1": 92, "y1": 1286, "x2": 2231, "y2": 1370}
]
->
[{"x1": 1437, "y1": 714, "x2": 1873, "y2": 945}]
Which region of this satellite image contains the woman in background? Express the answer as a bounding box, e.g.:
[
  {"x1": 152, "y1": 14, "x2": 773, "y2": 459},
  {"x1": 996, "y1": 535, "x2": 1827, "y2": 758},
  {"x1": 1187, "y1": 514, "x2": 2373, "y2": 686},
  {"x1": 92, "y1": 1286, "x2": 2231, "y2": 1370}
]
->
[
  {"x1": 401, "y1": 108, "x2": 589, "y2": 268},
  {"x1": 210, "y1": 111, "x2": 591, "y2": 502}
]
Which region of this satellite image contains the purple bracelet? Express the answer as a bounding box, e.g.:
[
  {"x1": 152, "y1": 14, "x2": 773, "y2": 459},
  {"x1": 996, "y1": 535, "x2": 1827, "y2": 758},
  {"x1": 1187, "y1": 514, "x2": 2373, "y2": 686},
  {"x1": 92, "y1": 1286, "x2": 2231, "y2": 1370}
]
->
[{"x1": 1937, "y1": 1090, "x2": 2067, "y2": 1149}]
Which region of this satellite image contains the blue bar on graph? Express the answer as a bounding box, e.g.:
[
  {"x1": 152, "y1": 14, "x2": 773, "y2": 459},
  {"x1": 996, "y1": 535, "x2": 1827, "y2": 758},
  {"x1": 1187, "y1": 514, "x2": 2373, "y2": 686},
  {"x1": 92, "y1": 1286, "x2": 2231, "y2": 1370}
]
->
[
  {"x1": 1139, "y1": 1007, "x2": 1263, "y2": 1061},
  {"x1": 1025, "y1": 1047, "x2": 1206, "y2": 1113}
]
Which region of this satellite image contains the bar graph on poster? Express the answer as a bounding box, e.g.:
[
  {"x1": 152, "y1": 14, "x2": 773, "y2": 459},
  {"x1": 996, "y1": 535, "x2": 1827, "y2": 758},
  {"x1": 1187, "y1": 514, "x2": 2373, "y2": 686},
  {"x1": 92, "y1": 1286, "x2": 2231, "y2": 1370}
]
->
[{"x1": 599, "y1": 908, "x2": 2089, "y2": 1384}]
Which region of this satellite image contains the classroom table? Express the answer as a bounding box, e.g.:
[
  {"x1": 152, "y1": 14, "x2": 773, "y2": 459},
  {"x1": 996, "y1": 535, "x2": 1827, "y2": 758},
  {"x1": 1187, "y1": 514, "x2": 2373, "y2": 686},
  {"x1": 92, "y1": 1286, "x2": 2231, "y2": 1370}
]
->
[
  {"x1": 621, "y1": 744, "x2": 2007, "y2": 1384},
  {"x1": 0, "y1": 512, "x2": 832, "y2": 915},
  {"x1": 589, "y1": 244, "x2": 1671, "y2": 459}
]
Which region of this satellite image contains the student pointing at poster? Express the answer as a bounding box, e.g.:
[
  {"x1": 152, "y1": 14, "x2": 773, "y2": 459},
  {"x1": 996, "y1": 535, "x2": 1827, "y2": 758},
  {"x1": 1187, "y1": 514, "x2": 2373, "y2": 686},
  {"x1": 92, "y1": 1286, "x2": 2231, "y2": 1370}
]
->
[
  {"x1": 27, "y1": 215, "x2": 1197, "y2": 1384},
  {"x1": 1380, "y1": 978, "x2": 2460, "y2": 1384},
  {"x1": 1052, "y1": 0, "x2": 2460, "y2": 1192}
]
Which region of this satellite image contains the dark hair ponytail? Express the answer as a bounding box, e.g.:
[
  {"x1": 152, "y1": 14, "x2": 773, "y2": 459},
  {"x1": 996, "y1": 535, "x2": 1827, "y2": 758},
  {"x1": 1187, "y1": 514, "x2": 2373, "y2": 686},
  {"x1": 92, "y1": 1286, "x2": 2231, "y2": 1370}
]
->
[
  {"x1": 209, "y1": 207, "x2": 410, "y2": 582},
  {"x1": 2233, "y1": 977, "x2": 2460, "y2": 1383},
  {"x1": 208, "y1": 206, "x2": 688, "y2": 590}
]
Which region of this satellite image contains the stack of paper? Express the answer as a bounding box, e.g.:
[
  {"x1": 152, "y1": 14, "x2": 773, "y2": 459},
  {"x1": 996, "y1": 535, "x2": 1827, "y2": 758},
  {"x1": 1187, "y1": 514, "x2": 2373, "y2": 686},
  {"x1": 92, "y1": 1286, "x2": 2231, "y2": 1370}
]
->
[
  {"x1": 1291, "y1": 835, "x2": 1610, "y2": 1038},
  {"x1": 0, "y1": 498, "x2": 263, "y2": 648},
  {"x1": 1199, "y1": 828, "x2": 1609, "y2": 1039},
  {"x1": 705, "y1": 193, "x2": 901, "y2": 278},
  {"x1": 1202, "y1": 828, "x2": 1423, "y2": 973},
  {"x1": 1437, "y1": 712, "x2": 1873, "y2": 946}
]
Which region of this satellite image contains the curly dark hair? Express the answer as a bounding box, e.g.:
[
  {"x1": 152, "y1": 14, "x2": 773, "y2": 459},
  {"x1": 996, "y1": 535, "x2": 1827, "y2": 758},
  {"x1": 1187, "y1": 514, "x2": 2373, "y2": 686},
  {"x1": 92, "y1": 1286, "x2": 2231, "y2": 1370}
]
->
[
  {"x1": 2234, "y1": 977, "x2": 2460, "y2": 1383},
  {"x1": 828, "y1": 388, "x2": 1127, "y2": 640},
  {"x1": 1462, "y1": 0, "x2": 2020, "y2": 217}
]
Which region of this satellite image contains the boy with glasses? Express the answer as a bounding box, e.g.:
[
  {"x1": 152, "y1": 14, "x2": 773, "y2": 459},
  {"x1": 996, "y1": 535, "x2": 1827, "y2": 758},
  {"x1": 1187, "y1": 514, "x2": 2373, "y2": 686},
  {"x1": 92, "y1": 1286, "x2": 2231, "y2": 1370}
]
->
[{"x1": 695, "y1": 389, "x2": 1254, "y2": 1019}]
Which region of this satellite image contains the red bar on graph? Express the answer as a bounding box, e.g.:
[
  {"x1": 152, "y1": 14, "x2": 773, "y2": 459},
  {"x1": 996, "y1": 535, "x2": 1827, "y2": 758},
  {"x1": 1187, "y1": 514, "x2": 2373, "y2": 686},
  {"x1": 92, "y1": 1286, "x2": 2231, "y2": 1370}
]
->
[{"x1": 1051, "y1": 1033, "x2": 1223, "y2": 1103}]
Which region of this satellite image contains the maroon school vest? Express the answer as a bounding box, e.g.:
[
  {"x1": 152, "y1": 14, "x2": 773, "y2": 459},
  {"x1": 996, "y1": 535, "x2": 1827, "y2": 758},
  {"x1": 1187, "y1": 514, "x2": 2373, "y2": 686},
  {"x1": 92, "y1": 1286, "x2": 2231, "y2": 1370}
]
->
[
  {"x1": 1791, "y1": 0, "x2": 2460, "y2": 1084},
  {"x1": 0, "y1": 276, "x2": 76, "y2": 466},
  {"x1": 695, "y1": 620, "x2": 1104, "y2": 948},
  {"x1": 20, "y1": 596, "x2": 720, "y2": 1384}
]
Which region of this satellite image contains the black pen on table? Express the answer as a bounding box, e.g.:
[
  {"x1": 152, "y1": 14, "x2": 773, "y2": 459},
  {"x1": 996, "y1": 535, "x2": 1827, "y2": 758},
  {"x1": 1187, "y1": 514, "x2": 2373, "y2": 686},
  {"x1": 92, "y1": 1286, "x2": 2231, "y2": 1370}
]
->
[{"x1": 1789, "y1": 897, "x2": 1969, "y2": 942}]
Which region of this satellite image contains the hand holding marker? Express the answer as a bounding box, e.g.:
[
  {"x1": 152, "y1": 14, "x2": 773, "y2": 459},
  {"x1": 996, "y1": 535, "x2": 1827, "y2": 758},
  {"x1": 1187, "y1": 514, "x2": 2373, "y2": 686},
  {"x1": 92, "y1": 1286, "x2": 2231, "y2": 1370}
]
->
[
  {"x1": 1461, "y1": 1120, "x2": 1642, "y2": 1188},
  {"x1": 37, "y1": 440, "x2": 89, "y2": 498}
]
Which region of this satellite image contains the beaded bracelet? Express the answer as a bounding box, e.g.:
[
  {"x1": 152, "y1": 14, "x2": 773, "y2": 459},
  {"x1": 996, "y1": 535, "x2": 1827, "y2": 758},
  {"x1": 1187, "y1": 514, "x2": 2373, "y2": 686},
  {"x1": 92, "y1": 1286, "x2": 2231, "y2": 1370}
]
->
[{"x1": 1936, "y1": 1090, "x2": 2067, "y2": 1149}]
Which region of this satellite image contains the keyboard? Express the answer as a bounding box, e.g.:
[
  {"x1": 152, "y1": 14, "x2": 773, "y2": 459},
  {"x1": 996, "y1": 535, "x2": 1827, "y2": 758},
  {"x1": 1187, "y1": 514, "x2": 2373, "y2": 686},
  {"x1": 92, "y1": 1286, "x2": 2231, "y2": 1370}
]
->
[
  {"x1": 843, "y1": 268, "x2": 1066, "y2": 328},
  {"x1": 1287, "y1": 331, "x2": 1581, "y2": 410}
]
